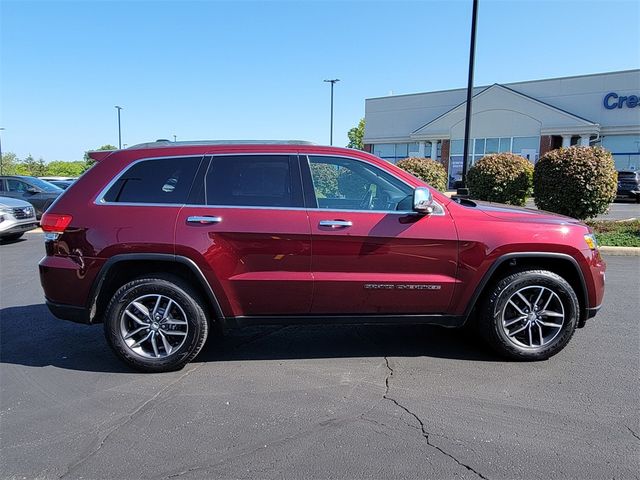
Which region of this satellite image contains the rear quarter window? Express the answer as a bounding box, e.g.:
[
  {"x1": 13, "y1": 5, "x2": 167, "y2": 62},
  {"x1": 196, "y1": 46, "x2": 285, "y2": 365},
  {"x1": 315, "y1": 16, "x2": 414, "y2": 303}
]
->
[{"x1": 102, "y1": 157, "x2": 201, "y2": 204}]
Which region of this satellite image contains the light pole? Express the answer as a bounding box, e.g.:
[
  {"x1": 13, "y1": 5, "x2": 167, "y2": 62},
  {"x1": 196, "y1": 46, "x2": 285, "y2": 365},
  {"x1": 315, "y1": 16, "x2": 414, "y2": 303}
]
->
[
  {"x1": 173, "y1": 135, "x2": 177, "y2": 142},
  {"x1": 115, "y1": 106, "x2": 123, "y2": 149},
  {"x1": 460, "y1": 0, "x2": 479, "y2": 194},
  {"x1": 323, "y1": 79, "x2": 340, "y2": 145},
  {"x1": 0, "y1": 128, "x2": 5, "y2": 175}
]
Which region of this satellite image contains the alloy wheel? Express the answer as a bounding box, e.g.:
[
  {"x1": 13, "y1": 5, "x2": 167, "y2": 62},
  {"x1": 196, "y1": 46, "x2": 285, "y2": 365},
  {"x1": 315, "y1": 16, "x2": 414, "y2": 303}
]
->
[
  {"x1": 500, "y1": 285, "x2": 565, "y2": 349},
  {"x1": 119, "y1": 294, "x2": 188, "y2": 358}
]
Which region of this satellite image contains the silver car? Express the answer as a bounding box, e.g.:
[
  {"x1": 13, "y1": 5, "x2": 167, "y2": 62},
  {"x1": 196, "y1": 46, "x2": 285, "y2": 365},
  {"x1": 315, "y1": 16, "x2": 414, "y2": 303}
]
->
[{"x1": 0, "y1": 196, "x2": 39, "y2": 241}]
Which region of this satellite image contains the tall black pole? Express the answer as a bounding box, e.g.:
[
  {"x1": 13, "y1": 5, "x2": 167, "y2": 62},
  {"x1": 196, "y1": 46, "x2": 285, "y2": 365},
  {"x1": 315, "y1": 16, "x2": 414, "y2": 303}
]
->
[
  {"x1": 460, "y1": 0, "x2": 478, "y2": 192},
  {"x1": 324, "y1": 79, "x2": 340, "y2": 145},
  {"x1": 330, "y1": 82, "x2": 334, "y2": 145},
  {"x1": 115, "y1": 105, "x2": 123, "y2": 149}
]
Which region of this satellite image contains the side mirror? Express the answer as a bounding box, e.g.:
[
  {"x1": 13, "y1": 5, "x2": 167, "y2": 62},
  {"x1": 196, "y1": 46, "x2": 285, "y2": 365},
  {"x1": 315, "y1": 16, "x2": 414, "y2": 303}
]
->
[
  {"x1": 26, "y1": 187, "x2": 40, "y2": 194},
  {"x1": 413, "y1": 187, "x2": 434, "y2": 215}
]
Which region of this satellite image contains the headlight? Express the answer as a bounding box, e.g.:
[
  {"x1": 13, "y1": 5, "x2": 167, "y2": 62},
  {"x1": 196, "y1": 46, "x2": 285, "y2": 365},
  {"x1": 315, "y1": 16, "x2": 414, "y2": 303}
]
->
[{"x1": 584, "y1": 233, "x2": 598, "y2": 250}]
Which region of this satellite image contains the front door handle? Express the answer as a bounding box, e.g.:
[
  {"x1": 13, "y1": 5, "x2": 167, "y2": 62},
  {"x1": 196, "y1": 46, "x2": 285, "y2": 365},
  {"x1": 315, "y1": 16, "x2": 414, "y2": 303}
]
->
[
  {"x1": 187, "y1": 216, "x2": 222, "y2": 225},
  {"x1": 319, "y1": 220, "x2": 352, "y2": 228}
]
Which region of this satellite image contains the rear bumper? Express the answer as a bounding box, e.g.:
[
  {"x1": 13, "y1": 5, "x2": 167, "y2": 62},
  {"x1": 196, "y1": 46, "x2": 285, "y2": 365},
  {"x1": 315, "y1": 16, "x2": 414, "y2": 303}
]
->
[
  {"x1": 0, "y1": 220, "x2": 39, "y2": 237},
  {"x1": 45, "y1": 299, "x2": 91, "y2": 324},
  {"x1": 39, "y1": 255, "x2": 104, "y2": 310}
]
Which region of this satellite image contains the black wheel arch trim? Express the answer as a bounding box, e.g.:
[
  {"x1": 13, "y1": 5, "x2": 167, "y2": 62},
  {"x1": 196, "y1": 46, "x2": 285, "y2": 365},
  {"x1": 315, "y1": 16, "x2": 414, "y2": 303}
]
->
[
  {"x1": 87, "y1": 253, "x2": 225, "y2": 324},
  {"x1": 463, "y1": 252, "x2": 589, "y2": 323}
]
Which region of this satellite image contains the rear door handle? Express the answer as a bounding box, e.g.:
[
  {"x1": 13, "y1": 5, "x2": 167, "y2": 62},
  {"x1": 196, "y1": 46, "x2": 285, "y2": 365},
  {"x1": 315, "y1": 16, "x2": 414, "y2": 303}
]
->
[
  {"x1": 319, "y1": 220, "x2": 352, "y2": 228},
  {"x1": 187, "y1": 216, "x2": 222, "y2": 225}
]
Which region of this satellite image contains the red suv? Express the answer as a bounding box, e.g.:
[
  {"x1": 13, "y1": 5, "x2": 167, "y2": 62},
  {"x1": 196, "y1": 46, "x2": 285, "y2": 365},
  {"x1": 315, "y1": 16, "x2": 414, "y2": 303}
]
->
[{"x1": 39, "y1": 141, "x2": 606, "y2": 372}]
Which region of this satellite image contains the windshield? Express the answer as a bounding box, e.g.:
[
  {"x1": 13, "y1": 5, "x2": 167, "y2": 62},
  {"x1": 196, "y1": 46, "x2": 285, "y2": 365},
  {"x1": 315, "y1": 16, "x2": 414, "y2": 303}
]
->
[{"x1": 27, "y1": 177, "x2": 64, "y2": 192}]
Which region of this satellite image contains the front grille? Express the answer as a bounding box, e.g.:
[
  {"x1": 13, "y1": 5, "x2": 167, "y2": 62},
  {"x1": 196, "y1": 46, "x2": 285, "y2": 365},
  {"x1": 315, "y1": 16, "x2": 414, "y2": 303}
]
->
[{"x1": 12, "y1": 206, "x2": 35, "y2": 219}]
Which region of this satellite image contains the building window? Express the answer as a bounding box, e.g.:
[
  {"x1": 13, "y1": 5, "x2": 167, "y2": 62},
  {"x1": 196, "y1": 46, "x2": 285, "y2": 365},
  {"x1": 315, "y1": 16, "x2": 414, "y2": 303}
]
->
[
  {"x1": 601, "y1": 135, "x2": 640, "y2": 171},
  {"x1": 512, "y1": 136, "x2": 539, "y2": 153},
  {"x1": 372, "y1": 143, "x2": 415, "y2": 163},
  {"x1": 485, "y1": 138, "x2": 499, "y2": 154},
  {"x1": 499, "y1": 137, "x2": 511, "y2": 152}
]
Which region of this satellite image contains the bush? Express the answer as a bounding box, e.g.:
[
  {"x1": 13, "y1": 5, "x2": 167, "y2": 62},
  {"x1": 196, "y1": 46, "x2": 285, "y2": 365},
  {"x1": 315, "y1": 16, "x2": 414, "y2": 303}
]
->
[
  {"x1": 396, "y1": 157, "x2": 447, "y2": 192},
  {"x1": 534, "y1": 146, "x2": 617, "y2": 220},
  {"x1": 466, "y1": 153, "x2": 533, "y2": 206}
]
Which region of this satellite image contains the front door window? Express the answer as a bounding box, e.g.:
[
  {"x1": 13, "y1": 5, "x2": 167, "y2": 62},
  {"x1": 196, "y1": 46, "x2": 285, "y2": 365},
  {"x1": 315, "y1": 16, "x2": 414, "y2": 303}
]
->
[{"x1": 308, "y1": 156, "x2": 413, "y2": 212}]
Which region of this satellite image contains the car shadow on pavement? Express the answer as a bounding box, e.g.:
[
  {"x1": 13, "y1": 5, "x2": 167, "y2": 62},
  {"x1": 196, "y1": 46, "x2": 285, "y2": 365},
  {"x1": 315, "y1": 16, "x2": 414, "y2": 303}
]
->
[
  {"x1": 0, "y1": 236, "x2": 28, "y2": 246},
  {"x1": 0, "y1": 304, "x2": 500, "y2": 374}
]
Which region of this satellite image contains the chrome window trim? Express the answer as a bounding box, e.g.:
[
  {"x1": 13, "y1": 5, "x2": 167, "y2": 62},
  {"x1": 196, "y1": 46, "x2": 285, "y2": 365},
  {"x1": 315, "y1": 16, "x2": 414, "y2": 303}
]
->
[
  {"x1": 94, "y1": 154, "x2": 205, "y2": 206},
  {"x1": 302, "y1": 153, "x2": 445, "y2": 216},
  {"x1": 94, "y1": 151, "x2": 445, "y2": 216}
]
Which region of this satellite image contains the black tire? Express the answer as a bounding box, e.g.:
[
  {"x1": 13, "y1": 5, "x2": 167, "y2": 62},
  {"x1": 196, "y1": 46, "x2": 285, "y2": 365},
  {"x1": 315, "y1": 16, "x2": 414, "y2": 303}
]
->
[
  {"x1": 479, "y1": 269, "x2": 579, "y2": 361},
  {"x1": 104, "y1": 274, "x2": 209, "y2": 372}
]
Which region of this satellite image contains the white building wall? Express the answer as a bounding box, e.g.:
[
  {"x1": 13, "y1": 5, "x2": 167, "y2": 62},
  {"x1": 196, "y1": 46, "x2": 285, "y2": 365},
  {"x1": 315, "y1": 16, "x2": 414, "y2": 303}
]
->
[
  {"x1": 364, "y1": 70, "x2": 640, "y2": 144},
  {"x1": 510, "y1": 70, "x2": 640, "y2": 131}
]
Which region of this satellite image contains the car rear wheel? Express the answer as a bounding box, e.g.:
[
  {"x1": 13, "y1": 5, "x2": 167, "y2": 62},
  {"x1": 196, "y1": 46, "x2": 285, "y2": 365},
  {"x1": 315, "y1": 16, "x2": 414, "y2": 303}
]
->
[
  {"x1": 479, "y1": 269, "x2": 579, "y2": 361},
  {"x1": 104, "y1": 275, "x2": 209, "y2": 372}
]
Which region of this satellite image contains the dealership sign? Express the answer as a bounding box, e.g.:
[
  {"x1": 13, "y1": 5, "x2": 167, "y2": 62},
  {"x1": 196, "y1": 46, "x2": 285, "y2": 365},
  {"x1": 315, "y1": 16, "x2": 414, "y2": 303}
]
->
[{"x1": 603, "y1": 92, "x2": 639, "y2": 109}]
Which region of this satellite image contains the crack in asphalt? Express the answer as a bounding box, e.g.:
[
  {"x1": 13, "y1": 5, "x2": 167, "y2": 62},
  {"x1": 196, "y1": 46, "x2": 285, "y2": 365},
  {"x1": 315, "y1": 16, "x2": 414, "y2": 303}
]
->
[
  {"x1": 627, "y1": 426, "x2": 640, "y2": 441},
  {"x1": 58, "y1": 364, "x2": 203, "y2": 479},
  {"x1": 382, "y1": 357, "x2": 489, "y2": 480}
]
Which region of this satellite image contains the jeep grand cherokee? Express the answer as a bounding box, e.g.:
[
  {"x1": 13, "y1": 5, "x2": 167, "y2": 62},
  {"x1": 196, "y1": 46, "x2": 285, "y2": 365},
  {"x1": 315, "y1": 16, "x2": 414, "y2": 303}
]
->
[{"x1": 39, "y1": 140, "x2": 606, "y2": 372}]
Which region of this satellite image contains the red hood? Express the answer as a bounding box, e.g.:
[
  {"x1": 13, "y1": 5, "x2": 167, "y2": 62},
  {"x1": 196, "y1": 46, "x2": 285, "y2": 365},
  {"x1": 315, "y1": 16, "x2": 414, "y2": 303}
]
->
[{"x1": 471, "y1": 200, "x2": 585, "y2": 226}]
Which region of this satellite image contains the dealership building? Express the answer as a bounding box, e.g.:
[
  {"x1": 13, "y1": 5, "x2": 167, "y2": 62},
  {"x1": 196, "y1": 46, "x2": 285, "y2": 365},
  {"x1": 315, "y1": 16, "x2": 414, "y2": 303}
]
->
[{"x1": 363, "y1": 69, "x2": 640, "y2": 189}]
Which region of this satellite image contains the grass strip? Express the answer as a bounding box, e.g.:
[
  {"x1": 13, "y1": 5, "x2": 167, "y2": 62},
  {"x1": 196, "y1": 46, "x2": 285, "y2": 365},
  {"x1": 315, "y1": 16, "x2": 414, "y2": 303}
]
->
[{"x1": 586, "y1": 219, "x2": 640, "y2": 247}]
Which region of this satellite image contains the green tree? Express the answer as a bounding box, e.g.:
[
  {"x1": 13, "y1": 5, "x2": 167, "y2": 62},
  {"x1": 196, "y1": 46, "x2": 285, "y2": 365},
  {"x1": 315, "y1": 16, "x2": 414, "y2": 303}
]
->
[
  {"x1": 21, "y1": 155, "x2": 43, "y2": 176},
  {"x1": 84, "y1": 144, "x2": 117, "y2": 170},
  {"x1": 347, "y1": 118, "x2": 365, "y2": 150},
  {"x1": 0, "y1": 152, "x2": 19, "y2": 175},
  {"x1": 45, "y1": 160, "x2": 86, "y2": 177}
]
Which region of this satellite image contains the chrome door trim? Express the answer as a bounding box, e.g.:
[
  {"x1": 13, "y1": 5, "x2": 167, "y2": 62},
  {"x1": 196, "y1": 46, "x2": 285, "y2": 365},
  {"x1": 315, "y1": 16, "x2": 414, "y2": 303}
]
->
[
  {"x1": 186, "y1": 216, "x2": 222, "y2": 224},
  {"x1": 318, "y1": 220, "x2": 353, "y2": 228}
]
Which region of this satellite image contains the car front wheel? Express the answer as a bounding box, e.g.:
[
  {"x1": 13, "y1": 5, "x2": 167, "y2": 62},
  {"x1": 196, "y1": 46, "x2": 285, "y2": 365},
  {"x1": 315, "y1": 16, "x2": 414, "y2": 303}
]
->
[
  {"x1": 104, "y1": 275, "x2": 209, "y2": 372},
  {"x1": 479, "y1": 270, "x2": 579, "y2": 361}
]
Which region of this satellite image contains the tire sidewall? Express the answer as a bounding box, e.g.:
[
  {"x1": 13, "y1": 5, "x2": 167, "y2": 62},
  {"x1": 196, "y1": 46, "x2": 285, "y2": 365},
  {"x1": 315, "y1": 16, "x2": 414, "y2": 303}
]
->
[
  {"x1": 104, "y1": 277, "x2": 207, "y2": 372},
  {"x1": 485, "y1": 271, "x2": 579, "y2": 360}
]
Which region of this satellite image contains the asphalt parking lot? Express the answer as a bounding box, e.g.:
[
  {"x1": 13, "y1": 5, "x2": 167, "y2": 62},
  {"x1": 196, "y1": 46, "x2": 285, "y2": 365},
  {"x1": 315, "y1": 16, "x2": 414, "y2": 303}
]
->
[{"x1": 1, "y1": 233, "x2": 638, "y2": 480}]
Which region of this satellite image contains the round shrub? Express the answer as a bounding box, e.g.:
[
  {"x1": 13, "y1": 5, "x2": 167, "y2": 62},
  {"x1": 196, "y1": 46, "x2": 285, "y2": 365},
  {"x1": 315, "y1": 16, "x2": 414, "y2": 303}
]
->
[
  {"x1": 534, "y1": 146, "x2": 617, "y2": 220},
  {"x1": 467, "y1": 153, "x2": 533, "y2": 206},
  {"x1": 396, "y1": 157, "x2": 447, "y2": 192}
]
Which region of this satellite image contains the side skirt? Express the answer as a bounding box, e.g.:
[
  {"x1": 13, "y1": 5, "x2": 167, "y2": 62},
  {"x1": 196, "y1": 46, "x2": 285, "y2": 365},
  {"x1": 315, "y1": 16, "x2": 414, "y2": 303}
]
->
[{"x1": 224, "y1": 314, "x2": 465, "y2": 329}]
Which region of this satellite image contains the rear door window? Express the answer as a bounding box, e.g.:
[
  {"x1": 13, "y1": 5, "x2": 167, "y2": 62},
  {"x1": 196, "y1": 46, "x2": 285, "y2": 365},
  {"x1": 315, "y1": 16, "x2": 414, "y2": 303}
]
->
[
  {"x1": 102, "y1": 157, "x2": 201, "y2": 204},
  {"x1": 205, "y1": 155, "x2": 303, "y2": 208}
]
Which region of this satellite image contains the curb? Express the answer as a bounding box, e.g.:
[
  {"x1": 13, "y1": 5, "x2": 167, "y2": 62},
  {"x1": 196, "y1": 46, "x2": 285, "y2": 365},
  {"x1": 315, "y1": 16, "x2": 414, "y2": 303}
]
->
[{"x1": 599, "y1": 246, "x2": 640, "y2": 256}]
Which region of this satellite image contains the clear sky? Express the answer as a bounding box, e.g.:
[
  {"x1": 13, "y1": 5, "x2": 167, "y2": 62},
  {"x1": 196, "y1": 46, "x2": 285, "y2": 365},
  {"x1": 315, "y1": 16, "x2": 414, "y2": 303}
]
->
[{"x1": 1, "y1": 0, "x2": 639, "y2": 161}]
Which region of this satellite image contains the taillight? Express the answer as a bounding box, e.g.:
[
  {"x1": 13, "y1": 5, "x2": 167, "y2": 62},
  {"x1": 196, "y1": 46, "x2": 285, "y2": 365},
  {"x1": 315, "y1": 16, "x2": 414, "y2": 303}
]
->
[{"x1": 41, "y1": 213, "x2": 73, "y2": 232}]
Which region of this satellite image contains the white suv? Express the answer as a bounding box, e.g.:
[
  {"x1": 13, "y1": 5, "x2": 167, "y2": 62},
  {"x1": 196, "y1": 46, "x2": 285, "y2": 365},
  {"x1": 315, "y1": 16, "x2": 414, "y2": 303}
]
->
[{"x1": 0, "y1": 196, "x2": 38, "y2": 241}]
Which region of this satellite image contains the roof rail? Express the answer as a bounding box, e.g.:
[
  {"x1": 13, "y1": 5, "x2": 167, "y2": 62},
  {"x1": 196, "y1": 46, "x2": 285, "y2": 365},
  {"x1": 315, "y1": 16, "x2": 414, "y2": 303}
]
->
[{"x1": 126, "y1": 140, "x2": 316, "y2": 149}]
